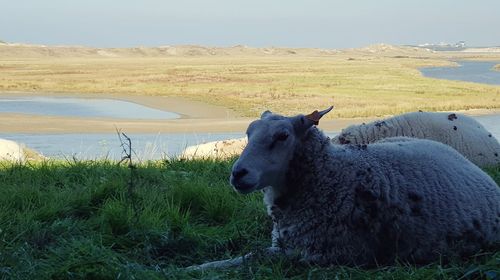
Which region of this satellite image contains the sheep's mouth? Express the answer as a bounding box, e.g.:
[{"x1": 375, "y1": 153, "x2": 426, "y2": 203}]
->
[{"x1": 231, "y1": 181, "x2": 257, "y2": 194}]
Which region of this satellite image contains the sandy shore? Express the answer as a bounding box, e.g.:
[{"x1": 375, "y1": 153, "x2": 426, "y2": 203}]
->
[
  {"x1": 0, "y1": 112, "x2": 379, "y2": 133},
  {"x1": 0, "y1": 91, "x2": 498, "y2": 134}
]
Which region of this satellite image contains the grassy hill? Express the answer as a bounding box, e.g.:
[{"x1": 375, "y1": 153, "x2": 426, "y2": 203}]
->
[{"x1": 0, "y1": 159, "x2": 498, "y2": 279}]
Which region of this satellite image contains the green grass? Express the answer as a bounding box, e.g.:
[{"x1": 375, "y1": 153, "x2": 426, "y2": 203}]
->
[{"x1": 0, "y1": 159, "x2": 498, "y2": 279}]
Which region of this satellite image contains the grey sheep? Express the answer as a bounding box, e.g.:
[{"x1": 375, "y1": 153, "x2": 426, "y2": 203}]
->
[
  {"x1": 332, "y1": 111, "x2": 500, "y2": 167},
  {"x1": 189, "y1": 107, "x2": 500, "y2": 270}
]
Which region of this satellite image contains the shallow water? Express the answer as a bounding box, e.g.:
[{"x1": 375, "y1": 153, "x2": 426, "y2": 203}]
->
[
  {"x1": 475, "y1": 114, "x2": 500, "y2": 138},
  {"x1": 0, "y1": 96, "x2": 180, "y2": 119},
  {"x1": 420, "y1": 61, "x2": 500, "y2": 85},
  {"x1": 0, "y1": 131, "x2": 332, "y2": 160},
  {"x1": 0, "y1": 132, "x2": 248, "y2": 161},
  {"x1": 1, "y1": 115, "x2": 497, "y2": 160}
]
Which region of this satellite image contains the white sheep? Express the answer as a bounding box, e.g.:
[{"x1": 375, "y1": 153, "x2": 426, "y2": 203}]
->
[
  {"x1": 180, "y1": 137, "x2": 247, "y2": 159},
  {"x1": 189, "y1": 107, "x2": 500, "y2": 269},
  {"x1": 0, "y1": 138, "x2": 26, "y2": 162},
  {"x1": 331, "y1": 111, "x2": 500, "y2": 167}
]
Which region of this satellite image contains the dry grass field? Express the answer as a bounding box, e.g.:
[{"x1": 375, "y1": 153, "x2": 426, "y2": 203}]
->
[{"x1": 1, "y1": 43, "x2": 499, "y2": 119}]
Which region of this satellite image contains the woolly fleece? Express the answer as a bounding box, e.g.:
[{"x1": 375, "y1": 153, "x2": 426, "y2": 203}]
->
[{"x1": 332, "y1": 111, "x2": 500, "y2": 167}]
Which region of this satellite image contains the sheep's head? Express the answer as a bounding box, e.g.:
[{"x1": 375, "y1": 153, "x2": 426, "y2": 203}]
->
[{"x1": 230, "y1": 106, "x2": 333, "y2": 194}]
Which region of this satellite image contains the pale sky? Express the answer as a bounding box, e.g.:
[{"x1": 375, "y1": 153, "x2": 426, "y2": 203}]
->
[{"x1": 1, "y1": 0, "x2": 499, "y2": 48}]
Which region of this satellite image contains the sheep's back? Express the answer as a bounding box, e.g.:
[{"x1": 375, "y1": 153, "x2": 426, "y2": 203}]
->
[
  {"x1": 332, "y1": 112, "x2": 500, "y2": 167},
  {"x1": 345, "y1": 138, "x2": 500, "y2": 262},
  {"x1": 277, "y1": 137, "x2": 499, "y2": 265}
]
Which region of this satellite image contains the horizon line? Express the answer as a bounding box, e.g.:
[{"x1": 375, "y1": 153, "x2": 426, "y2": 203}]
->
[{"x1": 2, "y1": 40, "x2": 500, "y2": 50}]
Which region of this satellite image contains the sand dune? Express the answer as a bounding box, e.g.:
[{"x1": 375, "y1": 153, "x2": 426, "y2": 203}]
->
[{"x1": 0, "y1": 42, "x2": 439, "y2": 59}]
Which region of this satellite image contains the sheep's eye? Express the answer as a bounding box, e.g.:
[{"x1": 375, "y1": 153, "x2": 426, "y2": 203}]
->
[
  {"x1": 269, "y1": 132, "x2": 289, "y2": 149},
  {"x1": 275, "y1": 132, "x2": 289, "y2": 142}
]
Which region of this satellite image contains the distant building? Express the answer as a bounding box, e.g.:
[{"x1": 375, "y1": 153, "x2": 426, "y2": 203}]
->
[
  {"x1": 412, "y1": 41, "x2": 466, "y2": 51},
  {"x1": 455, "y1": 41, "x2": 466, "y2": 48}
]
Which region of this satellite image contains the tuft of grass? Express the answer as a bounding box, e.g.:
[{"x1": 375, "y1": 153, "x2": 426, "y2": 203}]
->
[
  {"x1": 485, "y1": 165, "x2": 500, "y2": 183},
  {"x1": 0, "y1": 159, "x2": 498, "y2": 279}
]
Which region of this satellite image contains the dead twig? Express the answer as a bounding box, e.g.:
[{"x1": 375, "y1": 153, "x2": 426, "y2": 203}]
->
[{"x1": 116, "y1": 128, "x2": 139, "y2": 223}]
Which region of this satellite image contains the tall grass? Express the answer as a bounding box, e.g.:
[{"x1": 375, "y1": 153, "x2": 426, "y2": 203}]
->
[{"x1": 0, "y1": 159, "x2": 498, "y2": 279}]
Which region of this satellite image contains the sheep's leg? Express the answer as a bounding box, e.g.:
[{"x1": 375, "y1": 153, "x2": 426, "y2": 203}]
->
[
  {"x1": 185, "y1": 254, "x2": 248, "y2": 271},
  {"x1": 186, "y1": 247, "x2": 283, "y2": 271}
]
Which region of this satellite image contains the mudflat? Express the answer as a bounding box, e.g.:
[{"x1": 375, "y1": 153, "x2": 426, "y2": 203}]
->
[
  {"x1": 0, "y1": 113, "x2": 379, "y2": 133},
  {"x1": 0, "y1": 91, "x2": 497, "y2": 134},
  {"x1": 0, "y1": 91, "x2": 238, "y2": 133}
]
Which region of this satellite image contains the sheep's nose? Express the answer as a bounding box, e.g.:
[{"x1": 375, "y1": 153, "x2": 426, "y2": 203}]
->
[{"x1": 232, "y1": 167, "x2": 248, "y2": 180}]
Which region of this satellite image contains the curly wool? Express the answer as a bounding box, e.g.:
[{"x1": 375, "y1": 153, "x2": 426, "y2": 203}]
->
[
  {"x1": 331, "y1": 112, "x2": 500, "y2": 167},
  {"x1": 265, "y1": 127, "x2": 500, "y2": 266}
]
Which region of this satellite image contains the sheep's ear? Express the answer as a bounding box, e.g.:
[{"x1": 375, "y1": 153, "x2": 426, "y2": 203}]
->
[
  {"x1": 292, "y1": 106, "x2": 334, "y2": 135},
  {"x1": 305, "y1": 106, "x2": 333, "y2": 125},
  {"x1": 261, "y1": 110, "x2": 273, "y2": 119}
]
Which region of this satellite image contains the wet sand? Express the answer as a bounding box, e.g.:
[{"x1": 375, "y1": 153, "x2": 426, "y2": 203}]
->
[
  {"x1": 0, "y1": 91, "x2": 498, "y2": 133},
  {"x1": 0, "y1": 113, "x2": 377, "y2": 133}
]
